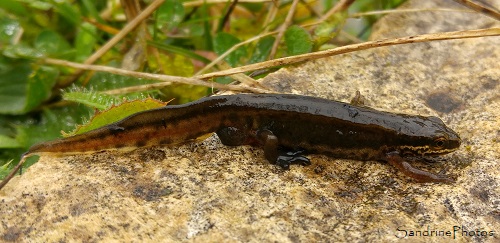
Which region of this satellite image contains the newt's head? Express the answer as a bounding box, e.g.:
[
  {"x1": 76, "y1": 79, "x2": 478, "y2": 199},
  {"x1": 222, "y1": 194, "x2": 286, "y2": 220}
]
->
[{"x1": 398, "y1": 116, "x2": 461, "y2": 157}]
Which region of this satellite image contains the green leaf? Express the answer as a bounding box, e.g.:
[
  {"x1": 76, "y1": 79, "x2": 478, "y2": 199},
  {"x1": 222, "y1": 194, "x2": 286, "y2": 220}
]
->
[
  {"x1": 0, "y1": 59, "x2": 31, "y2": 114},
  {"x1": 75, "y1": 22, "x2": 97, "y2": 62},
  {"x1": 215, "y1": 76, "x2": 233, "y2": 84},
  {"x1": 52, "y1": 1, "x2": 81, "y2": 26},
  {"x1": 63, "y1": 90, "x2": 120, "y2": 110},
  {"x1": 25, "y1": 65, "x2": 59, "y2": 111},
  {"x1": 0, "y1": 0, "x2": 28, "y2": 16},
  {"x1": 154, "y1": 53, "x2": 195, "y2": 77},
  {"x1": 148, "y1": 40, "x2": 211, "y2": 64},
  {"x1": 35, "y1": 30, "x2": 72, "y2": 58},
  {"x1": 81, "y1": 0, "x2": 103, "y2": 23},
  {"x1": 249, "y1": 36, "x2": 275, "y2": 64},
  {"x1": 16, "y1": 106, "x2": 90, "y2": 147},
  {"x1": 0, "y1": 17, "x2": 22, "y2": 45},
  {"x1": 0, "y1": 159, "x2": 15, "y2": 179},
  {"x1": 85, "y1": 71, "x2": 157, "y2": 92},
  {"x1": 0, "y1": 154, "x2": 39, "y2": 179},
  {"x1": 0, "y1": 135, "x2": 21, "y2": 148},
  {"x1": 284, "y1": 25, "x2": 312, "y2": 56},
  {"x1": 69, "y1": 98, "x2": 167, "y2": 136},
  {"x1": 2, "y1": 105, "x2": 91, "y2": 177},
  {"x1": 213, "y1": 32, "x2": 247, "y2": 67},
  {"x1": 199, "y1": 2, "x2": 212, "y2": 50},
  {"x1": 313, "y1": 21, "x2": 341, "y2": 47},
  {"x1": 175, "y1": 23, "x2": 205, "y2": 38},
  {"x1": 0, "y1": 57, "x2": 58, "y2": 114},
  {"x1": 155, "y1": 0, "x2": 185, "y2": 32},
  {"x1": 3, "y1": 43, "x2": 44, "y2": 59},
  {"x1": 21, "y1": 0, "x2": 53, "y2": 11}
]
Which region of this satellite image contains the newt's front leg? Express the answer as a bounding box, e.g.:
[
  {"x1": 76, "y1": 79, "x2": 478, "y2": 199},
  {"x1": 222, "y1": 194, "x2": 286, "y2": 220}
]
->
[{"x1": 385, "y1": 151, "x2": 454, "y2": 183}]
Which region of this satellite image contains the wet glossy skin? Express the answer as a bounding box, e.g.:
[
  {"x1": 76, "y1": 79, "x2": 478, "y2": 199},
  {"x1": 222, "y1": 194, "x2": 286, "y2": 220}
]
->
[{"x1": 0, "y1": 94, "x2": 461, "y2": 189}]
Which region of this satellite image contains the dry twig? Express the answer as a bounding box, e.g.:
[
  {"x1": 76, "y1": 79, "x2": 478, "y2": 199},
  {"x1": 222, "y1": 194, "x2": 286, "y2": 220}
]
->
[
  {"x1": 44, "y1": 58, "x2": 272, "y2": 94},
  {"x1": 195, "y1": 28, "x2": 500, "y2": 79}
]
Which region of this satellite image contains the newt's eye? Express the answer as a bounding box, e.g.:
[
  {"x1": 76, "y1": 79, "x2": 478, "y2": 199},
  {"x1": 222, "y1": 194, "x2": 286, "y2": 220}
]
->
[{"x1": 433, "y1": 137, "x2": 447, "y2": 149}]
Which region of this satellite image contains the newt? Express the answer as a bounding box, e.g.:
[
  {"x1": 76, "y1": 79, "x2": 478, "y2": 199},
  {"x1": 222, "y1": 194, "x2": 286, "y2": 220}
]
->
[{"x1": 0, "y1": 93, "x2": 461, "y2": 189}]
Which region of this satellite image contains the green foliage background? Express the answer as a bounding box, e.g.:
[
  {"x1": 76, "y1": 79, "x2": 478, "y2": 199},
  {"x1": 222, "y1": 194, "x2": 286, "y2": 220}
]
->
[{"x1": 0, "y1": 0, "x2": 404, "y2": 178}]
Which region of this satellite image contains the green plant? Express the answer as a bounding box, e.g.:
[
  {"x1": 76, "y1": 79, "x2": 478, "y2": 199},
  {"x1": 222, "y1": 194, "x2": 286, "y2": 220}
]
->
[{"x1": 0, "y1": 0, "x2": 405, "y2": 178}]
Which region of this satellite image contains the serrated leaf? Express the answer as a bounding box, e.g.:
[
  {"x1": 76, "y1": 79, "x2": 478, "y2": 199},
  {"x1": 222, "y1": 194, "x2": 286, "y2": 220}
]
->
[
  {"x1": 284, "y1": 25, "x2": 312, "y2": 56},
  {"x1": 249, "y1": 36, "x2": 275, "y2": 64},
  {"x1": 213, "y1": 32, "x2": 247, "y2": 67},
  {"x1": 85, "y1": 71, "x2": 158, "y2": 92},
  {"x1": 69, "y1": 98, "x2": 168, "y2": 136},
  {"x1": 63, "y1": 91, "x2": 120, "y2": 110}
]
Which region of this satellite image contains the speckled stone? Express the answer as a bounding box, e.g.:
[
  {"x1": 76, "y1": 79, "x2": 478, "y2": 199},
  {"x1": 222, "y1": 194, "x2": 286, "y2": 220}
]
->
[{"x1": 1, "y1": 0, "x2": 499, "y2": 242}]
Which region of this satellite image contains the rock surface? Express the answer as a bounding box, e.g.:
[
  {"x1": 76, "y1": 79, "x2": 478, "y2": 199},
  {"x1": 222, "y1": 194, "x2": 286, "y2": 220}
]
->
[{"x1": 1, "y1": 0, "x2": 499, "y2": 242}]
